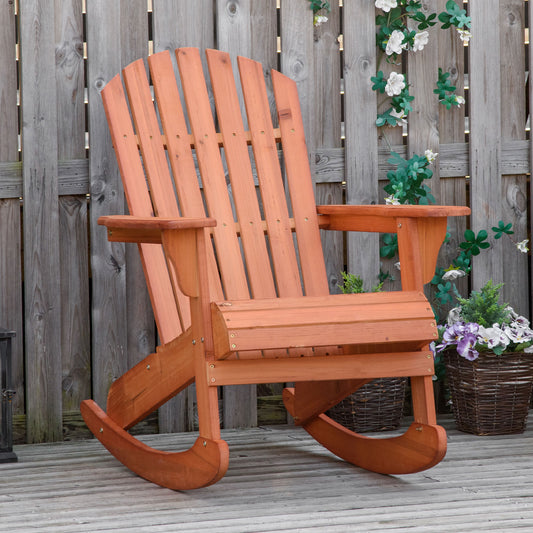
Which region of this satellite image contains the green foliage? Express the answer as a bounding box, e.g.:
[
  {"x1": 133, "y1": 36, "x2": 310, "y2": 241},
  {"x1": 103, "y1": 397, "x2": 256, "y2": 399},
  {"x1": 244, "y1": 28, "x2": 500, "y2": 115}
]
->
[
  {"x1": 438, "y1": 0, "x2": 471, "y2": 29},
  {"x1": 434, "y1": 68, "x2": 462, "y2": 109},
  {"x1": 380, "y1": 233, "x2": 398, "y2": 259},
  {"x1": 492, "y1": 221, "x2": 514, "y2": 240},
  {"x1": 307, "y1": 0, "x2": 330, "y2": 14},
  {"x1": 338, "y1": 272, "x2": 383, "y2": 294},
  {"x1": 459, "y1": 229, "x2": 490, "y2": 257},
  {"x1": 383, "y1": 152, "x2": 435, "y2": 205},
  {"x1": 455, "y1": 280, "x2": 511, "y2": 328}
]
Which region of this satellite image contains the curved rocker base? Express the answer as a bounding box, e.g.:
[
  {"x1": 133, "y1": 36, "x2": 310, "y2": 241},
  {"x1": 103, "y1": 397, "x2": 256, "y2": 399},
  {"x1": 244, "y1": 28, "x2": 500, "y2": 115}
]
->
[
  {"x1": 81, "y1": 400, "x2": 229, "y2": 490},
  {"x1": 283, "y1": 388, "x2": 446, "y2": 475}
]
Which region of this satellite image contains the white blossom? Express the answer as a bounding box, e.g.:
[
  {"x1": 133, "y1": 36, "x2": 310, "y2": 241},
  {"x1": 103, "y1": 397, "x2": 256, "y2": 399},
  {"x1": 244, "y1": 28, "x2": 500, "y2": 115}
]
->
[
  {"x1": 385, "y1": 72, "x2": 405, "y2": 96},
  {"x1": 455, "y1": 95, "x2": 466, "y2": 107},
  {"x1": 504, "y1": 325, "x2": 533, "y2": 344},
  {"x1": 424, "y1": 149, "x2": 438, "y2": 163},
  {"x1": 314, "y1": 15, "x2": 328, "y2": 27},
  {"x1": 517, "y1": 239, "x2": 529, "y2": 253},
  {"x1": 447, "y1": 307, "x2": 462, "y2": 326},
  {"x1": 390, "y1": 108, "x2": 407, "y2": 125},
  {"x1": 385, "y1": 195, "x2": 400, "y2": 205},
  {"x1": 394, "y1": 261, "x2": 401, "y2": 271},
  {"x1": 386, "y1": 30, "x2": 407, "y2": 56},
  {"x1": 457, "y1": 28, "x2": 472, "y2": 43},
  {"x1": 478, "y1": 325, "x2": 510, "y2": 350},
  {"x1": 413, "y1": 31, "x2": 430, "y2": 52},
  {"x1": 442, "y1": 269, "x2": 466, "y2": 281},
  {"x1": 375, "y1": 0, "x2": 397, "y2": 13}
]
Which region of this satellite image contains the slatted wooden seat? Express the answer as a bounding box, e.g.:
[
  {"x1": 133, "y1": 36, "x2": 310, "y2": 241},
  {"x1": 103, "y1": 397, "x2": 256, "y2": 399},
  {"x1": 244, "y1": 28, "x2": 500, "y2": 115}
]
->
[{"x1": 81, "y1": 47, "x2": 470, "y2": 490}]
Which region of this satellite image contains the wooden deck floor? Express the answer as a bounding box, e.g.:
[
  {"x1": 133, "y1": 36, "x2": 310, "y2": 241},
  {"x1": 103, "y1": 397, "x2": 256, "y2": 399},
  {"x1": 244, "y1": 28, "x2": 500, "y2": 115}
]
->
[{"x1": 2, "y1": 417, "x2": 533, "y2": 532}]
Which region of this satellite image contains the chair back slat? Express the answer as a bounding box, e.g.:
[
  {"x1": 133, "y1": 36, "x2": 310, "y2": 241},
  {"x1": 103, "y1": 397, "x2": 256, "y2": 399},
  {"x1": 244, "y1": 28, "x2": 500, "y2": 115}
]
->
[
  {"x1": 176, "y1": 48, "x2": 250, "y2": 301},
  {"x1": 237, "y1": 55, "x2": 303, "y2": 297},
  {"x1": 206, "y1": 49, "x2": 277, "y2": 299},
  {"x1": 148, "y1": 51, "x2": 224, "y2": 306},
  {"x1": 101, "y1": 73, "x2": 182, "y2": 342},
  {"x1": 271, "y1": 69, "x2": 330, "y2": 296}
]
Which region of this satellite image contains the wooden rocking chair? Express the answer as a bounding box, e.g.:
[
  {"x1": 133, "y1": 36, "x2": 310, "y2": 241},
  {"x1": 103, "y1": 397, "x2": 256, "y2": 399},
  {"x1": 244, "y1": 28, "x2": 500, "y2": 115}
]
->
[{"x1": 81, "y1": 48, "x2": 469, "y2": 490}]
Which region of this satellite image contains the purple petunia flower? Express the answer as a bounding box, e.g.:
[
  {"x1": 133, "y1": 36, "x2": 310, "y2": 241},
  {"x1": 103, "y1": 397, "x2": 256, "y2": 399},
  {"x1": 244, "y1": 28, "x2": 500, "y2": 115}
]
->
[{"x1": 456, "y1": 332, "x2": 479, "y2": 361}]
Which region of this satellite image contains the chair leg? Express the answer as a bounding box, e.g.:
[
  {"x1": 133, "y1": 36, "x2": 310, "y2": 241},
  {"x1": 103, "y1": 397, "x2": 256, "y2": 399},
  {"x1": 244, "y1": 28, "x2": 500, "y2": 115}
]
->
[
  {"x1": 81, "y1": 328, "x2": 229, "y2": 490},
  {"x1": 283, "y1": 384, "x2": 446, "y2": 475},
  {"x1": 81, "y1": 400, "x2": 229, "y2": 490}
]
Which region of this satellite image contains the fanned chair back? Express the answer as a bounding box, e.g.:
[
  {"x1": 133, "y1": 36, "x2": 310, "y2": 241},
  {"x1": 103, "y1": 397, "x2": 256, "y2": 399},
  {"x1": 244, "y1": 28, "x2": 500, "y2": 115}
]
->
[{"x1": 103, "y1": 48, "x2": 330, "y2": 349}]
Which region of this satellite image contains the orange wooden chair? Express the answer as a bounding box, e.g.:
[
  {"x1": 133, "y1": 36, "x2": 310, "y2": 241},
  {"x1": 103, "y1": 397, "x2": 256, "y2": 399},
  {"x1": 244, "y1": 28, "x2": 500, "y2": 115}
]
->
[{"x1": 81, "y1": 48, "x2": 470, "y2": 490}]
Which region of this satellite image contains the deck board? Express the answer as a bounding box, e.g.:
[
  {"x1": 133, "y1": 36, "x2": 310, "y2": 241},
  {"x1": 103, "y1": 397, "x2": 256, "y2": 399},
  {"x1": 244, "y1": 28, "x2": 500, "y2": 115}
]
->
[{"x1": 2, "y1": 417, "x2": 533, "y2": 532}]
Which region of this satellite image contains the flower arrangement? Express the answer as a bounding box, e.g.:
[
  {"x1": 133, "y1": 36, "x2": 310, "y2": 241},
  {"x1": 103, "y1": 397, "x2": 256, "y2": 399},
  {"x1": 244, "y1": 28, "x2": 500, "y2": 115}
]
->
[{"x1": 436, "y1": 280, "x2": 533, "y2": 361}]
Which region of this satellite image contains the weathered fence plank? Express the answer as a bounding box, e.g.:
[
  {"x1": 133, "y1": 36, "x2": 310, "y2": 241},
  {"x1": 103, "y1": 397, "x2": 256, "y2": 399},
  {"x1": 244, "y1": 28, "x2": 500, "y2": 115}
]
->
[
  {"x1": 407, "y1": 0, "x2": 440, "y2": 203},
  {"x1": 499, "y1": 0, "x2": 528, "y2": 316},
  {"x1": 313, "y1": 1, "x2": 343, "y2": 294},
  {"x1": 20, "y1": 0, "x2": 63, "y2": 443},
  {"x1": 343, "y1": 0, "x2": 380, "y2": 288},
  {"x1": 86, "y1": 1, "x2": 128, "y2": 409},
  {"x1": 469, "y1": 0, "x2": 503, "y2": 288},
  {"x1": 56, "y1": 0, "x2": 91, "y2": 413},
  {"x1": 436, "y1": 0, "x2": 467, "y2": 309},
  {"x1": 0, "y1": 0, "x2": 24, "y2": 416}
]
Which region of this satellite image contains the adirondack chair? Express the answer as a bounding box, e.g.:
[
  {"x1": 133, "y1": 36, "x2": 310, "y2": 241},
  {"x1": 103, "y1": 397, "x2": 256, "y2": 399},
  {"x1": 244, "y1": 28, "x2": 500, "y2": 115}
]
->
[{"x1": 81, "y1": 47, "x2": 470, "y2": 490}]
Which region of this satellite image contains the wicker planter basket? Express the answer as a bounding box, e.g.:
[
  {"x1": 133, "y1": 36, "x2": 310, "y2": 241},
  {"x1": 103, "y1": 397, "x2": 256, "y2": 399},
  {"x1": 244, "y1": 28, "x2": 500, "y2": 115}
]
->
[
  {"x1": 326, "y1": 377, "x2": 407, "y2": 433},
  {"x1": 444, "y1": 349, "x2": 533, "y2": 435}
]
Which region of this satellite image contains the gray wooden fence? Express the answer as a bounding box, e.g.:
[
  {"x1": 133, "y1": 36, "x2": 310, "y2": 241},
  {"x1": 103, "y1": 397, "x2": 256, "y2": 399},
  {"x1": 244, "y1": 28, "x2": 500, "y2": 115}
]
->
[{"x1": 0, "y1": 0, "x2": 530, "y2": 443}]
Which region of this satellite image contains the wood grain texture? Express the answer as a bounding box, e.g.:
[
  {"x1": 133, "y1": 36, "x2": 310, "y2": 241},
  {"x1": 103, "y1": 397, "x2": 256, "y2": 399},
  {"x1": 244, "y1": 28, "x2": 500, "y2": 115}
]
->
[
  {"x1": 437, "y1": 0, "x2": 467, "y2": 309},
  {"x1": 55, "y1": 0, "x2": 91, "y2": 413},
  {"x1": 469, "y1": 0, "x2": 503, "y2": 288},
  {"x1": 0, "y1": 0, "x2": 23, "y2": 415},
  {"x1": 343, "y1": 0, "x2": 380, "y2": 289},
  {"x1": 86, "y1": 1, "x2": 127, "y2": 408},
  {"x1": 20, "y1": 0, "x2": 63, "y2": 443},
  {"x1": 499, "y1": 0, "x2": 528, "y2": 316}
]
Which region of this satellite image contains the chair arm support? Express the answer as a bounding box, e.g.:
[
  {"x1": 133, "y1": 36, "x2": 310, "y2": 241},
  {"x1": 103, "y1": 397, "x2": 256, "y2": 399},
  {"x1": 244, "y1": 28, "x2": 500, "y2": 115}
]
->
[
  {"x1": 98, "y1": 215, "x2": 217, "y2": 244},
  {"x1": 316, "y1": 204, "x2": 471, "y2": 289}
]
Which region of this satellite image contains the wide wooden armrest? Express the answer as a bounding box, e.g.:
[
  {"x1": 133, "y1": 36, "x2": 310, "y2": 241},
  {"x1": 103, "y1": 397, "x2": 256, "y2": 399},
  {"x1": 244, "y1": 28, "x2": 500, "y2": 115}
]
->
[
  {"x1": 316, "y1": 204, "x2": 470, "y2": 233},
  {"x1": 317, "y1": 204, "x2": 470, "y2": 289},
  {"x1": 98, "y1": 215, "x2": 217, "y2": 244}
]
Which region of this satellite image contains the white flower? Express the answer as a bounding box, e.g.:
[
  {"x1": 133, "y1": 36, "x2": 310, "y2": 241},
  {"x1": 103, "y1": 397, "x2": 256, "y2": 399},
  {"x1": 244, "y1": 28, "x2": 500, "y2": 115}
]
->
[
  {"x1": 457, "y1": 28, "x2": 472, "y2": 43},
  {"x1": 386, "y1": 30, "x2": 407, "y2": 56},
  {"x1": 375, "y1": 0, "x2": 397, "y2": 13},
  {"x1": 385, "y1": 195, "x2": 400, "y2": 205},
  {"x1": 385, "y1": 72, "x2": 406, "y2": 96},
  {"x1": 442, "y1": 269, "x2": 466, "y2": 281},
  {"x1": 314, "y1": 15, "x2": 328, "y2": 27},
  {"x1": 455, "y1": 95, "x2": 466, "y2": 107},
  {"x1": 424, "y1": 149, "x2": 438, "y2": 163},
  {"x1": 517, "y1": 239, "x2": 529, "y2": 253},
  {"x1": 390, "y1": 108, "x2": 407, "y2": 125},
  {"x1": 504, "y1": 325, "x2": 533, "y2": 344},
  {"x1": 413, "y1": 31, "x2": 429, "y2": 52},
  {"x1": 447, "y1": 307, "x2": 462, "y2": 326},
  {"x1": 478, "y1": 325, "x2": 510, "y2": 350},
  {"x1": 394, "y1": 261, "x2": 401, "y2": 271}
]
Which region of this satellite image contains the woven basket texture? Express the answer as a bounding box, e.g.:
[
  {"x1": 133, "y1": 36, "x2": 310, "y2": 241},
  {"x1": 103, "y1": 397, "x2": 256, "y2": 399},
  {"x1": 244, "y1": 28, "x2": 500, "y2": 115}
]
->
[
  {"x1": 444, "y1": 349, "x2": 533, "y2": 435},
  {"x1": 326, "y1": 377, "x2": 407, "y2": 433}
]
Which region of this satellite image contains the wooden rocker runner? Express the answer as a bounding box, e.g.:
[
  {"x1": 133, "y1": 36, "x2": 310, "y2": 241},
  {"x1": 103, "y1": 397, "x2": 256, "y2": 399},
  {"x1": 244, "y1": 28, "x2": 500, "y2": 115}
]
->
[{"x1": 81, "y1": 47, "x2": 470, "y2": 490}]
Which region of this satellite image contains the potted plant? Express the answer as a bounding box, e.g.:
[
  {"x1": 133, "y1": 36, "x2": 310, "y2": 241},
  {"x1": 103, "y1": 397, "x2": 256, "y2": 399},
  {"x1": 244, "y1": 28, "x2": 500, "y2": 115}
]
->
[
  {"x1": 326, "y1": 273, "x2": 407, "y2": 433},
  {"x1": 436, "y1": 280, "x2": 533, "y2": 435}
]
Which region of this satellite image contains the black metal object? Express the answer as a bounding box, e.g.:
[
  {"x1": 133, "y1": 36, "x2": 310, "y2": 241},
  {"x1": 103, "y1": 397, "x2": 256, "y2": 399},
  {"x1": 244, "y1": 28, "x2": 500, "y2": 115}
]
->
[{"x1": 0, "y1": 328, "x2": 17, "y2": 463}]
